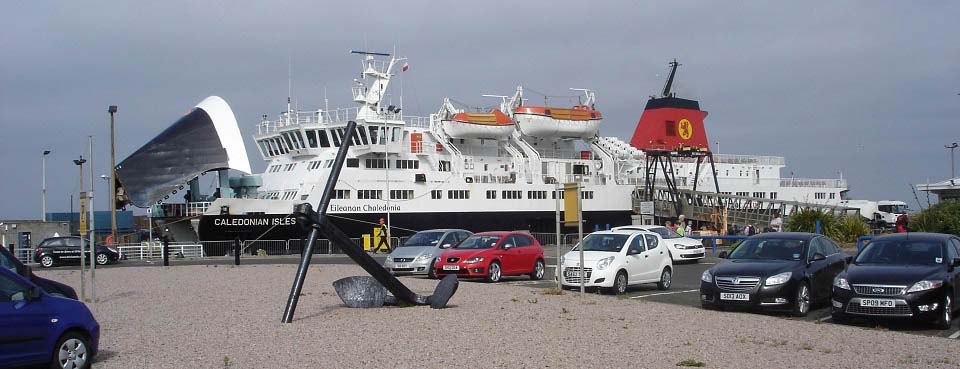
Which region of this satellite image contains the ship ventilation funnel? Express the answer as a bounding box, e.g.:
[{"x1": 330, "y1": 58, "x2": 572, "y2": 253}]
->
[{"x1": 115, "y1": 96, "x2": 252, "y2": 208}]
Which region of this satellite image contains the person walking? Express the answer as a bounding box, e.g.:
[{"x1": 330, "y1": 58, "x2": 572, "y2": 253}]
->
[
  {"x1": 684, "y1": 221, "x2": 692, "y2": 236},
  {"x1": 676, "y1": 215, "x2": 687, "y2": 236},
  {"x1": 373, "y1": 218, "x2": 391, "y2": 253},
  {"x1": 769, "y1": 213, "x2": 783, "y2": 232},
  {"x1": 666, "y1": 220, "x2": 676, "y2": 232},
  {"x1": 895, "y1": 213, "x2": 909, "y2": 233}
]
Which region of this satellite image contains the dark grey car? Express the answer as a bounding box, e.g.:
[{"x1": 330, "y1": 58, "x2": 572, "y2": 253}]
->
[{"x1": 383, "y1": 229, "x2": 472, "y2": 278}]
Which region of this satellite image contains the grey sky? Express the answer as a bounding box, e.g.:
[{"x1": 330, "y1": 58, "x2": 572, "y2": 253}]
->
[{"x1": 2, "y1": 1, "x2": 958, "y2": 219}]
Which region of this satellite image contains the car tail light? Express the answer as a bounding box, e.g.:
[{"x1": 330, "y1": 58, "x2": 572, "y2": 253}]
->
[{"x1": 34, "y1": 247, "x2": 41, "y2": 253}]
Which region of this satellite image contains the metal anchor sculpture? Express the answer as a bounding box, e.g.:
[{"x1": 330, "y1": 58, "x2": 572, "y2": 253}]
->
[{"x1": 282, "y1": 121, "x2": 458, "y2": 323}]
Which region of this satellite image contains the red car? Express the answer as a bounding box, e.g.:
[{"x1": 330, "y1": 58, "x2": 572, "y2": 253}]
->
[{"x1": 434, "y1": 231, "x2": 546, "y2": 282}]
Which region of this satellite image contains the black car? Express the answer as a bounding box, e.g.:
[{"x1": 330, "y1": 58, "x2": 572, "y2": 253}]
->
[
  {"x1": 831, "y1": 232, "x2": 960, "y2": 329},
  {"x1": 700, "y1": 232, "x2": 848, "y2": 317},
  {"x1": 33, "y1": 236, "x2": 120, "y2": 268},
  {"x1": 0, "y1": 246, "x2": 78, "y2": 299}
]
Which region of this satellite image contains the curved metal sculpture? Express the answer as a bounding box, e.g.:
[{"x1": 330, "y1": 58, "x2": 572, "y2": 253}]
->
[{"x1": 282, "y1": 121, "x2": 458, "y2": 322}]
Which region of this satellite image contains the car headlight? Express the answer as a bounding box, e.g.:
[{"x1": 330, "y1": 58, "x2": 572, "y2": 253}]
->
[
  {"x1": 560, "y1": 255, "x2": 565, "y2": 265},
  {"x1": 765, "y1": 272, "x2": 792, "y2": 286},
  {"x1": 434, "y1": 257, "x2": 442, "y2": 264},
  {"x1": 833, "y1": 277, "x2": 850, "y2": 290},
  {"x1": 108, "y1": 247, "x2": 118, "y2": 254},
  {"x1": 701, "y1": 270, "x2": 713, "y2": 283},
  {"x1": 595, "y1": 256, "x2": 615, "y2": 270},
  {"x1": 674, "y1": 243, "x2": 686, "y2": 250},
  {"x1": 906, "y1": 280, "x2": 944, "y2": 293},
  {"x1": 464, "y1": 257, "x2": 484, "y2": 264},
  {"x1": 415, "y1": 254, "x2": 432, "y2": 262}
]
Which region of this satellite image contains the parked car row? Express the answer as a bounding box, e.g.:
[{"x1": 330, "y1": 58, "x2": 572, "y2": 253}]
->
[{"x1": 699, "y1": 232, "x2": 960, "y2": 329}]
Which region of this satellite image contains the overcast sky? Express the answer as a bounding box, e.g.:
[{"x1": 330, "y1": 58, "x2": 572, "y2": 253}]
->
[{"x1": 1, "y1": 1, "x2": 958, "y2": 219}]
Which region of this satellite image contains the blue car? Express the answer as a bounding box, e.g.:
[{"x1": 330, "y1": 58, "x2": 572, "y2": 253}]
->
[{"x1": 0, "y1": 267, "x2": 99, "y2": 369}]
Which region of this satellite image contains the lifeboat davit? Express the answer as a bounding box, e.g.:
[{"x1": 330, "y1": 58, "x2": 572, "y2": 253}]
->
[
  {"x1": 514, "y1": 105, "x2": 602, "y2": 139},
  {"x1": 441, "y1": 109, "x2": 516, "y2": 139}
]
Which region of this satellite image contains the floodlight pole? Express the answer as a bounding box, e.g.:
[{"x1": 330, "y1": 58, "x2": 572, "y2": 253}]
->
[
  {"x1": 41, "y1": 150, "x2": 51, "y2": 220},
  {"x1": 555, "y1": 183, "x2": 561, "y2": 290},
  {"x1": 73, "y1": 156, "x2": 87, "y2": 301}
]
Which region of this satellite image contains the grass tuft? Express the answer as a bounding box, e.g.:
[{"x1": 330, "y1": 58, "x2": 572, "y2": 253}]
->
[{"x1": 676, "y1": 359, "x2": 705, "y2": 367}]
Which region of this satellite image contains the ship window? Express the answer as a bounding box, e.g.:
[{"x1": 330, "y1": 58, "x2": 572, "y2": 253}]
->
[
  {"x1": 502, "y1": 190, "x2": 522, "y2": 200},
  {"x1": 447, "y1": 190, "x2": 470, "y2": 199},
  {"x1": 815, "y1": 192, "x2": 826, "y2": 200},
  {"x1": 665, "y1": 121, "x2": 676, "y2": 136},
  {"x1": 438, "y1": 161, "x2": 451, "y2": 172},
  {"x1": 295, "y1": 131, "x2": 307, "y2": 149},
  {"x1": 527, "y1": 191, "x2": 547, "y2": 199},
  {"x1": 346, "y1": 158, "x2": 359, "y2": 168},
  {"x1": 275, "y1": 138, "x2": 288, "y2": 154},
  {"x1": 365, "y1": 159, "x2": 389, "y2": 169},
  {"x1": 258, "y1": 140, "x2": 271, "y2": 157},
  {"x1": 349, "y1": 128, "x2": 361, "y2": 145},
  {"x1": 357, "y1": 128, "x2": 369, "y2": 145},
  {"x1": 358, "y1": 190, "x2": 382, "y2": 200},
  {"x1": 368, "y1": 126, "x2": 379, "y2": 145},
  {"x1": 552, "y1": 190, "x2": 564, "y2": 200},
  {"x1": 431, "y1": 190, "x2": 442, "y2": 199},
  {"x1": 306, "y1": 130, "x2": 318, "y2": 148},
  {"x1": 770, "y1": 192, "x2": 778, "y2": 199},
  {"x1": 318, "y1": 130, "x2": 331, "y2": 148},
  {"x1": 829, "y1": 193, "x2": 836, "y2": 199},
  {"x1": 396, "y1": 160, "x2": 419, "y2": 170},
  {"x1": 282, "y1": 133, "x2": 296, "y2": 150},
  {"x1": 581, "y1": 191, "x2": 594, "y2": 200},
  {"x1": 486, "y1": 190, "x2": 497, "y2": 199},
  {"x1": 331, "y1": 129, "x2": 342, "y2": 147},
  {"x1": 752, "y1": 192, "x2": 765, "y2": 198},
  {"x1": 390, "y1": 190, "x2": 414, "y2": 200},
  {"x1": 331, "y1": 189, "x2": 350, "y2": 199},
  {"x1": 393, "y1": 127, "x2": 401, "y2": 142}
]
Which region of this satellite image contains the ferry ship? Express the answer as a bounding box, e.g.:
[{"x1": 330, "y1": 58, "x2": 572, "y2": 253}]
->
[{"x1": 191, "y1": 52, "x2": 847, "y2": 241}]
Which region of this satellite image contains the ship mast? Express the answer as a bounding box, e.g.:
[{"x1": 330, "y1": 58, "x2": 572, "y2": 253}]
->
[{"x1": 661, "y1": 59, "x2": 680, "y2": 98}]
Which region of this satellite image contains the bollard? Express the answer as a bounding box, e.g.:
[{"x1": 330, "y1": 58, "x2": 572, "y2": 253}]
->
[
  {"x1": 712, "y1": 238, "x2": 717, "y2": 253},
  {"x1": 234, "y1": 238, "x2": 241, "y2": 266},
  {"x1": 162, "y1": 238, "x2": 169, "y2": 267}
]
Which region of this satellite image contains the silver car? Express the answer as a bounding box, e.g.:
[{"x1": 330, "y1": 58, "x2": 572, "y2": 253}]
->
[{"x1": 383, "y1": 229, "x2": 472, "y2": 278}]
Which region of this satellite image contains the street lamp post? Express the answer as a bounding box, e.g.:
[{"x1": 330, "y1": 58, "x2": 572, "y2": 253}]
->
[
  {"x1": 73, "y1": 156, "x2": 87, "y2": 301},
  {"x1": 109, "y1": 105, "x2": 118, "y2": 245},
  {"x1": 946, "y1": 142, "x2": 958, "y2": 179},
  {"x1": 41, "y1": 150, "x2": 50, "y2": 220}
]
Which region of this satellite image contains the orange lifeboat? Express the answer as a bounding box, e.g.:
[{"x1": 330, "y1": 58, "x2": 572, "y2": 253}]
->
[
  {"x1": 441, "y1": 109, "x2": 516, "y2": 139},
  {"x1": 514, "y1": 104, "x2": 602, "y2": 138}
]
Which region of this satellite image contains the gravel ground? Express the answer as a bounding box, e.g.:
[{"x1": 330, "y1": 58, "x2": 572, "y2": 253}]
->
[{"x1": 36, "y1": 265, "x2": 960, "y2": 369}]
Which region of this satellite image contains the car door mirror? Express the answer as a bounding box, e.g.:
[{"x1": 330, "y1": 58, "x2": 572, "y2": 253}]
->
[
  {"x1": 718, "y1": 251, "x2": 728, "y2": 259},
  {"x1": 951, "y1": 258, "x2": 960, "y2": 267},
  {"x1": 810, "y1": 253, "x2": 826, "y2": 263},
  {"x1": 503, "y1": 243, "x2": 515, "y2": 250},
  {"x1": 627, "y1": 248, "x2": 641, "y2": 255},
  {"x1": 29, "y1": 286, "x2": 42, "y2": 301},
  {"x1": 440, "y1": 244, "x2": 452, "y2": 249},
  {"x1": 844, "y1": 255, "x2": 854, "y2": 265}
]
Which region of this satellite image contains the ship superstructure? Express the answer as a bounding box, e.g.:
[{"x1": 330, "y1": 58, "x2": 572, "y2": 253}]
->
[{"x1": 197, "y1": 52, "x2": 848, "y2": 240}]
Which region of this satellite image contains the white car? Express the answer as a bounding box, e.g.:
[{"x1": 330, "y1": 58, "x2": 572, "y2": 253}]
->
[
  {"x1": 560, "y1": 229, "x2": 673, "y2": 295},
  {"x1": 612, "y1": 225, "x2": 705, "y2": 263}
]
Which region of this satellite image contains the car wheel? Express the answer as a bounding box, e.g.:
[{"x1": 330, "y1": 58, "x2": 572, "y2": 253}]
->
[
  {"x1": 427, "y1": 264, "x2": 437, "y2": 279},
  {"x1": 792, "y1": 282, "x2": 811, "y2": 317},
  {"x1": 935, "y1": 294, "x2": 953, "y2": 330},
  {"x1": 612, "y1": 271, "x2": 628, "y2": 295},
  {"x1": 485, "y1": 262, "x2": 501, "y2": 283},
  {"x1": 657, "y1": 267, "x2": 672, "y2": 290},
  {"x1": 40, "y1": 255, "x2": 55, "y2": 268},
  {"x1": 530, "y1": 259, "x2": 545, "y2": 280},
  {"x1": 95, "y1": 253, "x2": 110, "y2": 265},
  {"x1": 51, "y1": 332, "x2": 91, "y2": 369}
]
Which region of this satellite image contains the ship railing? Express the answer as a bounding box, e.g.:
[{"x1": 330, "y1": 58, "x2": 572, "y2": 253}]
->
[
  {"x1": 257, "y1": 107, "x2": 363, "y2": 134},
  {"x1": 107, "y1": 237, "x2": 407, "y2": 261},
  {"x1": 780, "y1": 178, "x2": 848, "y2": 188},
  {"x1": 115, "y1": 241, "x2": 204, "y2": 260},
  {"x1": 538, "y1": 149, "x2": 589, "y2": 160},
  {"x1": 149, "y1": 202, "x2": 212, "y2": 218},
  {"x1": 667, "y1": 154, "x2": 786, "y2": 166}
]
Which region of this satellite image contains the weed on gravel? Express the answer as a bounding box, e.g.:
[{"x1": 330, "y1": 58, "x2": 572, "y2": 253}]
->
[
  {"x1": 542, "y1": 288, "x2": 564, "y2": 295},
  {"x1": 676, "y1": 359, "x2": 705, "y2": 367}
]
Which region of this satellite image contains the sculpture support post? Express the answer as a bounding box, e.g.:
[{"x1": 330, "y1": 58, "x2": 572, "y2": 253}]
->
[{"x1": 282, "y1": 121, "x2": 358, "y2": 323}]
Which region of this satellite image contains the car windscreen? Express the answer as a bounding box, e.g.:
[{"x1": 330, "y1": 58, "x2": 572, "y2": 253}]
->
[
  {"x1": 728, "y1": 238, "x2": 805, "y2": 261},
  {"x1": 572, "y1": 234, "x2": 629, "y2": 252},
  {"x1": 855, "y1": 240, "x2": 943, "y2": 266},
  {"x1": 647, "y1": 227, "x2": 681, "y2": 239},
  {"x1": 402, "y1": 232, "x2": 445, "y2": 247},
  {"x1": 455, "y1": 236, "x2": 501, "y2": 250}
]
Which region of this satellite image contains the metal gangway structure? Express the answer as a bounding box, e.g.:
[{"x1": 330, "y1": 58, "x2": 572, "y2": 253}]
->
[{"x1": 635, "y1": 186, "x2": 856, "y2": 231}]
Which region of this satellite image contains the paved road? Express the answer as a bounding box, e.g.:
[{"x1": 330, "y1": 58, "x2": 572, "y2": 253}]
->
[{"x1": 44, "y1": 249, "x2": 960, "y2": 340}]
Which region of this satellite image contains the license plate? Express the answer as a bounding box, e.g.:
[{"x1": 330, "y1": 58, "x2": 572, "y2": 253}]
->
[
  {"x1": 566, "y1": 270, "x2": 581, "y2": 277},
  {"x1": 860, "y1": 299, "x2": 896, "y2": 308},
  {"x1": 442, "y1": 265, "x2": 460, "y2": 271},
  {"x1": 395, "y1": 264, "x2": 409, "y2": 269},
  {"x1": 720, "y1": 293, "x2": 750, "y2": 301}
]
